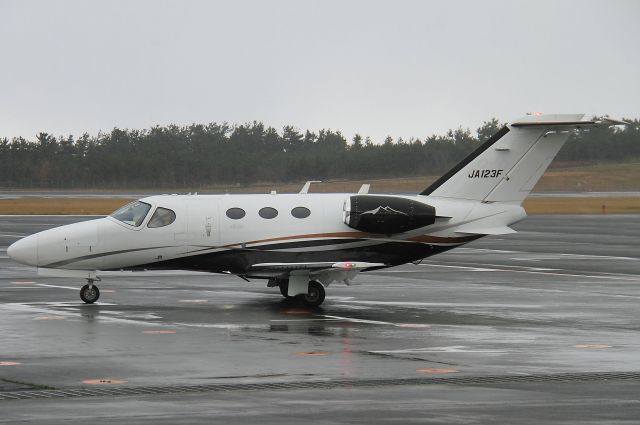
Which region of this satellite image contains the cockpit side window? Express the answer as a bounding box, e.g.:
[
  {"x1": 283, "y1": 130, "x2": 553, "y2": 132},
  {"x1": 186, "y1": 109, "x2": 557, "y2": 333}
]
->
[
  {"x1": 147, "y1": 207, "x2": 176, "y2": 228},
  {"x1": 110, "y1": 201, "x2": 152, "y2": 227}
]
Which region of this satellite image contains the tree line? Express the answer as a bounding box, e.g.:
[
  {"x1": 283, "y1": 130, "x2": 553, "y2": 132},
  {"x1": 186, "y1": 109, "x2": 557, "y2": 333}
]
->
[{"x1": 1, "y1": 118, "x2": 638, "y2": 188}]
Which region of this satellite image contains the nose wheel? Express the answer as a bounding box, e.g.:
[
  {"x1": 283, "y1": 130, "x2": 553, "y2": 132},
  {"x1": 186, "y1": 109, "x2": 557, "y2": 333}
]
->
[{"x1": 80, "y1": 280, "x2": 100, "y2": 304}]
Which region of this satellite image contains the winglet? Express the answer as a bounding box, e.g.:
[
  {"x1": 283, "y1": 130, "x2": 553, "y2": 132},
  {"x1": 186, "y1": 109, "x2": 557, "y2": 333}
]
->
[
  {"x1": 358, "y1": 184, "x2": 370, "y2": 194},
  {"x1": 299, "y1": 180, "x2": 322, "y2": 194}
]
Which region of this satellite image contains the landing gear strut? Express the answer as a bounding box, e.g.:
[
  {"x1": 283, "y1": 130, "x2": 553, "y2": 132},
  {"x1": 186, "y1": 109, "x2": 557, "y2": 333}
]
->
[
  {"x1": 80, "y1": 279, "x2": 100, "y2": 304},
  {"x1": 279, "y1": 281, "x2": 292, "y2": 299},
  {"x1": 268, "y1": 278, "x2": 292, "y2": 299}
]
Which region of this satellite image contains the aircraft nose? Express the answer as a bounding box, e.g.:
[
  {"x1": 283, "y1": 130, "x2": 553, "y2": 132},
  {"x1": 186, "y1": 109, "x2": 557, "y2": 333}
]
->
[{"x1": 7, "y1": 235, "x2": 38, "y2": 267}]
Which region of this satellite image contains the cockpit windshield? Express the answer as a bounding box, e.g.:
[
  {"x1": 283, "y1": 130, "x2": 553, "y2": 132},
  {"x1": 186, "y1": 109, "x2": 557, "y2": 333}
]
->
[{"x1": 110, "y1": 201, "x2": 152, "y2": 227}]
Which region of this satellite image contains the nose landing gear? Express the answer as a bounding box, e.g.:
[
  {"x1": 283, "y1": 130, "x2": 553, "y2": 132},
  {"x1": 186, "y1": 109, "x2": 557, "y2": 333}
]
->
[{"x1": 80, "y1": 279, "x2": 100, "y2": 304}]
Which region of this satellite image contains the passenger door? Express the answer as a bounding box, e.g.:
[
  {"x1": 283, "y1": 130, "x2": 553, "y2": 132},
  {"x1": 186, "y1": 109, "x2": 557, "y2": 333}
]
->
[
  {"x1": 138, "y1": 203, "x2": 186, "y2": 264},
  {"x1": 176, "y1": 199, "x2": 219, "y2": 253}
]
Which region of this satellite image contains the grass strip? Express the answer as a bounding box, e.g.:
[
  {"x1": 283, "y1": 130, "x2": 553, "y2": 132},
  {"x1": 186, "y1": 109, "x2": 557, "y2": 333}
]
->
[{"x1": 0, "y1": 196, "x2": 639, "y2": 215}]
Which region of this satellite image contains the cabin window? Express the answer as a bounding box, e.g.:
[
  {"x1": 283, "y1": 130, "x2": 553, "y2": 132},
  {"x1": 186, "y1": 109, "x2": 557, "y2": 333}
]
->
[
  {"x1": 226, "y1": 207, "x2": 246, "y2": 219},
  {"x1": 291, "y1": 207, "x2": 311, "y2": 219},
  {"x1": 147, "y1": 207, "x2": 176, "y2": 228},
  {"x1": 258, "y1": 207, "x2": 278, "y2": 219},
  {"x1": 110, "y1": 201, "x2": 152, "y2": 227}
]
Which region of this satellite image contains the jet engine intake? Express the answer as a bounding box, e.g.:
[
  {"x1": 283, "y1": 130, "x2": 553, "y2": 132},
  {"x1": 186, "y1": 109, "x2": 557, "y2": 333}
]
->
[{"x1": 343, "y1": 195, "x2": 436, "y2": 234}]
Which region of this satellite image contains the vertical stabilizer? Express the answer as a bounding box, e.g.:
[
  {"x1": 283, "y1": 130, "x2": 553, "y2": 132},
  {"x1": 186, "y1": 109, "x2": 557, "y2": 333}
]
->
[{"x1": 420, "y1": 114, "x2": 608, "y2": 204}]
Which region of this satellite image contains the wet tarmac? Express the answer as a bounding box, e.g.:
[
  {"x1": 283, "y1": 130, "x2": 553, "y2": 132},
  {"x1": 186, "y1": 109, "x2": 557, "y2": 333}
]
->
[{"x1": 1, "y1": 214, "x2": 640, "y2": 424}]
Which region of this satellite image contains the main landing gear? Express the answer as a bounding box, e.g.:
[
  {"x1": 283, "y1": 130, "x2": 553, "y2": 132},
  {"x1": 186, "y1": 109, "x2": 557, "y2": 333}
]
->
[
  {"x1": 80, "y1": 279, "x2": 100, "y2": 304},
  {"x1": 303, "y1": 280, "x2": 325, "y2": 307},
  {"x1": 274, "y1": 279, "x2": 326, "y2": 307}
]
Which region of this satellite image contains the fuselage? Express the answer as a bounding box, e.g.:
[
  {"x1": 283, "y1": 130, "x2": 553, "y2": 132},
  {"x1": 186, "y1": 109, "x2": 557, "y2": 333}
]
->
[
  {"x1": 5, "y1": 114, "x2": 608, "y2": 307},
  {"x1": 7, "y1": 193, "x2": 526, "y2": 277}
]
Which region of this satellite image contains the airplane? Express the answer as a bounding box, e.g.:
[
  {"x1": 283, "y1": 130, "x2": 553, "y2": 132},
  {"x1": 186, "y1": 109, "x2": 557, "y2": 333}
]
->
[{"x1": 7, "y1": 114, "x2": 624, "y2": 307}]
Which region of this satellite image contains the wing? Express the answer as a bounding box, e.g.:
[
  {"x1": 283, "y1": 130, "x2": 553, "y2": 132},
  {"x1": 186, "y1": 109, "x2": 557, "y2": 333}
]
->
[{"x1": 248, "y1": 261, "x2": 386, "y2": 286}]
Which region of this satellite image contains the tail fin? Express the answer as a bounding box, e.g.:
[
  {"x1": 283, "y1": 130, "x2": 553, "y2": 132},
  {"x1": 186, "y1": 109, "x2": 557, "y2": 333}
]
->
[{"x1": 420, "y1": 114, "x2": 614, "y2": 204}]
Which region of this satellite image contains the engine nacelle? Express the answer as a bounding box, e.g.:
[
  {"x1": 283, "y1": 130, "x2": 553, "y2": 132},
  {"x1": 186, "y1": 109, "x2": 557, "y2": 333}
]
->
[{"x1": 343, "y1": 195, "x2": 436, "y2": 234}]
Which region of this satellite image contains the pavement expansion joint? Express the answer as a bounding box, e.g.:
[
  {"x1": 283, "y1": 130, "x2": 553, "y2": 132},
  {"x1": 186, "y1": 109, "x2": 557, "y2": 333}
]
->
[{"x1": 1, "y1": 371, "x2": 640, "y2": 402}]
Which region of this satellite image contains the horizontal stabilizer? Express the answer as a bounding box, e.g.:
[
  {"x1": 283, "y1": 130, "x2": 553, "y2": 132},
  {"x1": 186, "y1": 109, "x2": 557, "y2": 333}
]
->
[{"x1": 511, "y1": 114, "x2": 628, "y2": 128}]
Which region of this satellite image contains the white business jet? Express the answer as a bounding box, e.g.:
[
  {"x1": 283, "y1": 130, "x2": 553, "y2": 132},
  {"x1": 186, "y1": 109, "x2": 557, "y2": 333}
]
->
[{"x1": 7, "y1": 114, "x2": 622, "y2": 306}]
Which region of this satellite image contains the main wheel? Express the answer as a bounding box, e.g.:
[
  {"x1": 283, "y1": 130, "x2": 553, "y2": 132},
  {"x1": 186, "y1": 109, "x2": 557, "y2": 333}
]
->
[
  {"x1": 301, "y1": 280, "x2": 325, "y2": 307},
  {"x1": 80, "y1": 283, "x2": 100, "y2": 304},
  {"x1": 279, "y1": 281, "x2": 292, "y2": 298}
]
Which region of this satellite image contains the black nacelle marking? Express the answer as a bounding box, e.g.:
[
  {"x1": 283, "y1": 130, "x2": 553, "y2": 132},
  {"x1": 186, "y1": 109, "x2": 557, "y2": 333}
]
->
[
  {"x1": 345, "y1": 195, "x2": 436, "y2": 234},
  {"x1": 467, "y1": 169, "x2": 503, "y2": 178}
]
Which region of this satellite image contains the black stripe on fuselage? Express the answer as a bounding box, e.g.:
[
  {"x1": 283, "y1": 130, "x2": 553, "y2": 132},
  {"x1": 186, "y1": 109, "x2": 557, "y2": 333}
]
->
[
  {"x1": 119, "y1": 239, "x2": 480, "y2": 274},
  {"x1": 45, "y1": 236, "x2": 482, "y2": 270},
  {"x1": 187, "y1": 238, "x2": 368, "y2": 254},
  {"x1": 42, "y1": 246, "x2": 174, "y2": 268},
  {"x1": 45, "y1": 239, "x2": 368, "y2": 269},
  {"x1": 419, "y1": 125, "x2": 510, "y2": 196}
]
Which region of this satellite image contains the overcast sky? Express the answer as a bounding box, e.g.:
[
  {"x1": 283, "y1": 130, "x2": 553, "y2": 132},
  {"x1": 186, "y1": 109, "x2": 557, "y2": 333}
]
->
[{"x1": 1, "y1": 0, "x2": 639, "y2": 142}]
